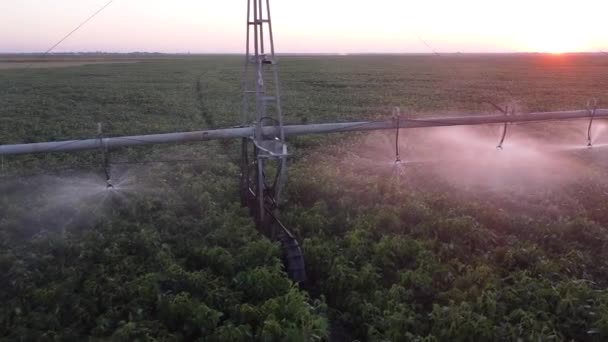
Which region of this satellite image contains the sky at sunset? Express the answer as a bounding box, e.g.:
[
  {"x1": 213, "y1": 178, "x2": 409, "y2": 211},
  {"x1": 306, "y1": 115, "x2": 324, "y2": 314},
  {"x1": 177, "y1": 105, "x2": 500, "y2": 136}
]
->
[{"x1": 1, "y1": 0, "x2": 607, "y2": 54}]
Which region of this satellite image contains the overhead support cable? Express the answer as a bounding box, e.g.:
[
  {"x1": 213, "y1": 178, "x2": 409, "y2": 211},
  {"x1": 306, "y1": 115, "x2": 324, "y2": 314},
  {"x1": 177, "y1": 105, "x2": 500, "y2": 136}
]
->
[{"x1": 33, "y1": 0, "x2": 115, "y2": 61}]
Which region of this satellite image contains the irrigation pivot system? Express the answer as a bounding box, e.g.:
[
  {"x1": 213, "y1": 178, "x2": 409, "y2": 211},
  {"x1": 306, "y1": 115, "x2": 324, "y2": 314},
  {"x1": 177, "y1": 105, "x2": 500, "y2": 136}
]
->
[
  {"x1": 3, "y1": 109, "x2": 608, "y2": 155},
  {"x1": 2, "y1": 0, "x2": 607, "y2": 282}
]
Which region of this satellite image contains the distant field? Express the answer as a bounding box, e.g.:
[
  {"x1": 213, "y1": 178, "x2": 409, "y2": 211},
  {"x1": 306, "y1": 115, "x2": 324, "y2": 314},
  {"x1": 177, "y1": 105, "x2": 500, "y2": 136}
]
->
[
  {"x1": 0, "y1": 54, "x2": 179, "y2": 69},
  {"x1": 2, "y1": 54, "x2": 608, "y2": 341},
  {"x1": 1, "y1": 53, "x2": 607, "y2": 143},
  {"x1": 0, "y1": 60, "x2": 140, "y2": 69}
]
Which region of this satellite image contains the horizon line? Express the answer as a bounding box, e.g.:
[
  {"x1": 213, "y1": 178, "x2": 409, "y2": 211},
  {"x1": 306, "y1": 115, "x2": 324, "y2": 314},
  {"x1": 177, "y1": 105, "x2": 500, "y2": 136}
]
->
[{"x1": 1, "y1": 51, "x2": 606, "y2": 56}]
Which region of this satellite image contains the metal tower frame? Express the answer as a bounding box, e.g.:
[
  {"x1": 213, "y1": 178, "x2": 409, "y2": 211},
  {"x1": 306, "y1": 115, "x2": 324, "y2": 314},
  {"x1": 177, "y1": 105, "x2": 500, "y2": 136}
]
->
[
  {"x1": 240, "y1": 0, "x2": 305, "y2": 281},
  {"x1": 241, "y1": 0, "x2": 288, "y2": 228}
]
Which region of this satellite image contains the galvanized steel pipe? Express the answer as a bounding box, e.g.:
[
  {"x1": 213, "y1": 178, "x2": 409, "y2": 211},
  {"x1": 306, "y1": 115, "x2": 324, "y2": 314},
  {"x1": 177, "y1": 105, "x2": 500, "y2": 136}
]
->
[{"x1": 1, "y1": 109, "x2": 607, "y2": 156}]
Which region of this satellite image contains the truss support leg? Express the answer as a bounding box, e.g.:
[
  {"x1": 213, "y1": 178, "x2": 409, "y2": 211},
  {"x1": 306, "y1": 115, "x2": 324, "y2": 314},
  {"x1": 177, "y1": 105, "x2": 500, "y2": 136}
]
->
[
  {"x1": 240, "y1": 138, "x2": 250, "y2": 207},
  {"x1": 256, "y1": 157, "x2": 266, "y2": 226}
]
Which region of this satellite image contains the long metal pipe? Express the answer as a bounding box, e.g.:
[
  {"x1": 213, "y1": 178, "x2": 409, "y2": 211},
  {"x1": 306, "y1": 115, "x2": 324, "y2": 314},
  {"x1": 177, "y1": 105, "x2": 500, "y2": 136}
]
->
[{"x1": 1, "y1": 109, "x2": 607, "y2": 156}]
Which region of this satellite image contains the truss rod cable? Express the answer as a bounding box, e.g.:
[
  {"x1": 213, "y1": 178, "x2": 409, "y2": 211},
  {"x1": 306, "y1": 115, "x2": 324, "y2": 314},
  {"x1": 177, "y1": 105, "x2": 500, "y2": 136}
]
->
[
  {"x1": 406, "y1": 29, "x2": 517, "y2": 106},
  {"x1": 311, "y1": 119, "x2": 394, "y2": 134},
  {"x1": 40, "y1": 1, "x2": 114, "y2": 57},
  {"x1": 414, "y1": 34, "x2": 441, "y2": 57},
  {"x1": 407, "y1": 31, "x2": 462, "y2": 78}
]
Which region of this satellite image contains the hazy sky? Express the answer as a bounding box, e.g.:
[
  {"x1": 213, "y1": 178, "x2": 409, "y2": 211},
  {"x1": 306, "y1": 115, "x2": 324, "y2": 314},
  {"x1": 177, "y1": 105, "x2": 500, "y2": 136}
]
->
[{"x1": 1, "y1": 0, "x2": 607, "y2": 54}]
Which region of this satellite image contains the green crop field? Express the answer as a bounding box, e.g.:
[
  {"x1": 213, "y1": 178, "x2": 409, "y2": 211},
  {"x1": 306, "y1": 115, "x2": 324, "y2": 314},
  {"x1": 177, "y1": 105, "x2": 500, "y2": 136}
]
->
[{"x1": 2, "y1": 54, "x2": 608, "y2": 341}]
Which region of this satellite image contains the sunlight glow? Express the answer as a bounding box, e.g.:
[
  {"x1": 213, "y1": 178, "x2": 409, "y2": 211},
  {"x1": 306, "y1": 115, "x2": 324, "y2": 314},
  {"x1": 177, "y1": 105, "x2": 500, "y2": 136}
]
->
[
  {"x1": 0, "y1": 0, "x2": 606, "y2": 53},
  {"x1": 514, "y1": 2, "x2": 596, "y2": 54},
  {"x1": 525, "y1": 31, "x2": 588, "y2": 54}
]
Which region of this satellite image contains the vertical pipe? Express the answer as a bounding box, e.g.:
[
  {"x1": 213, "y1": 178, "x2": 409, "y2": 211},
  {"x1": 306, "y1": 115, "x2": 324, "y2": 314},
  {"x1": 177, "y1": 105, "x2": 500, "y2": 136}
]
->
[
  {"x1": 253, "y1": 0, "x2": 263, "y2": 140},
  {"x1": 257, "y1": 158, "x2": 266, "y2": 223},
  {"x1": 240, "y1": 138, "x2": 250, "y2": 207},
  {"x1": 258, "y1": 0, "x2": 265, "y2": 55},
  {"x1": 266, "y1": 0, "x2": 285, "y2": 142},
  {"x1": 252, "y1": 0, "x2": 259, "y2": 58},
  {"x1": 258, "y1": 0, "x2": 268, "y2": 129},
  {"x1": 242, "y1": 0, "x2": 252, "y2": 124},
  {"x1": 265, "y1": 0, "x2": 286, "y2": 204},
  {"x1": 240, "y1": 0, "x2": 253, "y2": 213},
  {"x1": 265, "y1": 0, "x2": 276, "y2": 56}
]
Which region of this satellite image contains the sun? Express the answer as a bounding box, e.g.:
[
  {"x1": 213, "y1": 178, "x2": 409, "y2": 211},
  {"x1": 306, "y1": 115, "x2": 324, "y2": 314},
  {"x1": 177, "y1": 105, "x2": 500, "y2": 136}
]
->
[
  {"x1": 535, "y1": 37, "x2": 578, "y2": 54},
  {"x1": 522, "y1": 27, "x2": 588, "y2": 54}
]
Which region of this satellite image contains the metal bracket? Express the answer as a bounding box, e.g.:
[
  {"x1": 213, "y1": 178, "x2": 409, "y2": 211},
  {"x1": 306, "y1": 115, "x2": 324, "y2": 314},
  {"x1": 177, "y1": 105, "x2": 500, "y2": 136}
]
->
[
  {"x1": 253, "y1": 139, "x2": 287, "y2": 158},
  {"x1": 586, "y1": 98, "x2": 598, "y2": 148}
]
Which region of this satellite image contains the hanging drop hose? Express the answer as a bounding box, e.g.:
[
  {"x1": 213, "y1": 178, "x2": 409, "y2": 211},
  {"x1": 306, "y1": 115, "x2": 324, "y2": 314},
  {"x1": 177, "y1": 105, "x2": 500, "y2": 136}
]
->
[
  {"x1": 497, "y1": 120, "x2": 508, "y2": 150},
  {"x1": 587, "y1": 98, "x2": 598, "y2": 148},
  {"x1": 98, "y1": 123, "x2": 113, "y2": 189},
  {"x1": 487, "y1": 102, "x2": 511, "y2": 150},
  {"x1": 103, "y1": 154, "x2": 113, "y2": 189},
  {"x1": 393, "y1": 107, "x2": 402, "y2": 163}
]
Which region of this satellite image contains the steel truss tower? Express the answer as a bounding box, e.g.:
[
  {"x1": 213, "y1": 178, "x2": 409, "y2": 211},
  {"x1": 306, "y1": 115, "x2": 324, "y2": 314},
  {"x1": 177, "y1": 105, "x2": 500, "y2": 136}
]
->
[{"x1": 240, "y1": 0, "x2": 305, "y2": 282}]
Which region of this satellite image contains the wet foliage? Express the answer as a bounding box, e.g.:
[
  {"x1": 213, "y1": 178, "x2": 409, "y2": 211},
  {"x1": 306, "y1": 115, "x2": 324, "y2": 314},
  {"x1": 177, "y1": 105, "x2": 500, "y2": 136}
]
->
[{"x1": 1, "y1": 54, "x2": 608, "y2": 340}]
